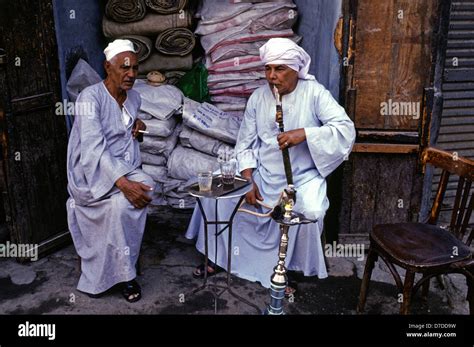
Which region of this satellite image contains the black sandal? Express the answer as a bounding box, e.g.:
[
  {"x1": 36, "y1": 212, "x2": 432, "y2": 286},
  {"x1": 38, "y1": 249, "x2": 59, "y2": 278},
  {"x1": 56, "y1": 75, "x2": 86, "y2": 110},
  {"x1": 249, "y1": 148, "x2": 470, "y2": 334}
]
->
[
  {"x1": 192, "y1": 261, "x2": 222, "y2": 279},
  {"x1": 121, "y1": 279, "x2": 142, "y2": 303}
]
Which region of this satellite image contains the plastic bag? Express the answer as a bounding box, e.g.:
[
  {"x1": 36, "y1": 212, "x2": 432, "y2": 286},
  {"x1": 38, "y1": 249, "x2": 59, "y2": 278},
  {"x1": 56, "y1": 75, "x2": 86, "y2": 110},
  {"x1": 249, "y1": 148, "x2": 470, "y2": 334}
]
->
[{"x1": 176, "y1": 63, "x2": 211, "y2": 103}]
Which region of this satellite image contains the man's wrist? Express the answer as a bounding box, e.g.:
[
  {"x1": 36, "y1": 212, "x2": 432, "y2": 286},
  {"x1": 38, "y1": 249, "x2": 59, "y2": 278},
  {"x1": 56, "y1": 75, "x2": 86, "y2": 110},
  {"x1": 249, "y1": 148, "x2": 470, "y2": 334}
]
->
[{"x1": 115, "y1": 176, "x2": 128, "y2": 189}]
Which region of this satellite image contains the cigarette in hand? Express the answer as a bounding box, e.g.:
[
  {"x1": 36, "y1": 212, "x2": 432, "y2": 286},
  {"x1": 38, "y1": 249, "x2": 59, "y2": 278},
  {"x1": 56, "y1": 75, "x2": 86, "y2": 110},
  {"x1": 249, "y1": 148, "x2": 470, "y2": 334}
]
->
[{"x1": 138, "y1": 130, "x2": 149, "y2": 134}]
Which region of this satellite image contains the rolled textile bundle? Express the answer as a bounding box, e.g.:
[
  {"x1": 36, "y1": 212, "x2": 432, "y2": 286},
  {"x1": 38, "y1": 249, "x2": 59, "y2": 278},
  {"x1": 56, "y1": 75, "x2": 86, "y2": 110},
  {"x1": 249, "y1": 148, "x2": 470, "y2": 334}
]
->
[
  {"x1": 145, "y1": 0, "x2": 187, "y2": 14},
  {"x1": 103, "y1": 12, "x2": 192, "y2": 38},
  {"x1": 119, "y1": 35, "x2": 152, "y2": 62},
  {"x1": 138, "y1": 52, "x2": 193, "y2": 75},
  {"x1": 155, "y1": 28, "x2": 196, "y2": 56},
  {"x1": 164, "y1": 71, "x2": 186, "y2": 85},
  {"x1": 105, "y1": 0, "x2": 147, "y2": 23}
]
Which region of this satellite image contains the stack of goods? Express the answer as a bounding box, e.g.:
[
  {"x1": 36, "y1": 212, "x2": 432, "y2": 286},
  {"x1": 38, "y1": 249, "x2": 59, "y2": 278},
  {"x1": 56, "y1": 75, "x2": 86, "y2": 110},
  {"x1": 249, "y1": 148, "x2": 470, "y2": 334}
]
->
[
  {"x1": 103, "y1": 0, "x2": 196, "y2": 82},
  {"x1": 195, "y1": 0, "x2": 300, "y2": 118},
  {"x1": 133, "y1": 79, "x2": 183, "y2": 207},
  {"x1": 164, "y1": 97, "x2": 241, "y2": 207}
]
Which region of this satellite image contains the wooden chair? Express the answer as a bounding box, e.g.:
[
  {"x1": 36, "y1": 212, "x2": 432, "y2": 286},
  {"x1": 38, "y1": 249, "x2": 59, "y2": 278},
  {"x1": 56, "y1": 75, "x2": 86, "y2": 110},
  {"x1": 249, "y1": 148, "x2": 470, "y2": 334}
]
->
[{"x1": 357, "y1": 147, "x2": 474, "y2": 314}]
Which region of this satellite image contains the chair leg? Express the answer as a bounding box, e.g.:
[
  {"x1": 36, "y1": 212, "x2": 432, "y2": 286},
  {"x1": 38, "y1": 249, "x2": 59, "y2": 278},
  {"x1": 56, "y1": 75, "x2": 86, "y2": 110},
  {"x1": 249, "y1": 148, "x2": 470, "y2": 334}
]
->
[
  {"x1": 357, "y1": 248, "x2": 377, "y2": 313},
  {"x1": 400, "y1": 270, "x2": 415, "y2": 315}
]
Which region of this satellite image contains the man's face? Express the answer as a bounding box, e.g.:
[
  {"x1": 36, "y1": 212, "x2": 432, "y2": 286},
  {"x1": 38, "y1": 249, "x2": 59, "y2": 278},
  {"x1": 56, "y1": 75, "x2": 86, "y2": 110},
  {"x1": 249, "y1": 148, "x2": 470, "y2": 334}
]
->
[
  {"x1": 265, "y1": 64, "x2": 299, "y2": 96},
  {"x1": 104, "y1": 51, "x2": 138, "y2": 91}
]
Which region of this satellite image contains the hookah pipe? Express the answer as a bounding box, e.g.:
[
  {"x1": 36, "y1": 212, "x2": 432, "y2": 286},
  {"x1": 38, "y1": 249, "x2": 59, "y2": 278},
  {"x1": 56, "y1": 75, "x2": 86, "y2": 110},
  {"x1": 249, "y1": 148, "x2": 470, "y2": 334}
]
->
[{"x1": 238, "y1": 85, "x2": 316, "y2": 315}]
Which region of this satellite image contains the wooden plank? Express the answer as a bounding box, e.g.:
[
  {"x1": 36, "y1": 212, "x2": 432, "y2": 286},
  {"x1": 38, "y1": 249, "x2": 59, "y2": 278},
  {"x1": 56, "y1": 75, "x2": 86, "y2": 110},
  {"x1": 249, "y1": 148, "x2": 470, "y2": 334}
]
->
[
  {"x1": 388, "y1": 0, "x2": 437, "y2": 130},
  {"x1": 349, "y1": 155, "x2": 378, "y2": 234},
  {"x1": 373, "y1": 154, "x2": 417, "y2": 225},
  {"x1": 353, "y1": 0, "x2": 393, "y2": 129},
  {"x1": 352, "y1": 143, "x2": 419, "y2": 153},
  {"x1": 353, "y1": 0, "x2": 437, "y2": 130},
  {"x1": 357, "y1": 130, "x2": 419, "y2": 144}
]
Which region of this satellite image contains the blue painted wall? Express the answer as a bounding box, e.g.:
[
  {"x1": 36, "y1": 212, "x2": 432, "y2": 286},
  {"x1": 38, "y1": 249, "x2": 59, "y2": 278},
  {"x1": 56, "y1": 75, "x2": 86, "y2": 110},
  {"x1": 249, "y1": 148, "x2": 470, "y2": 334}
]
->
[
  {"x1": 52, "y1": 0, "x2": 106, "y2": 131},
  {"x1": 294, "y1": 0, "x2": 342, "y2": 99}
]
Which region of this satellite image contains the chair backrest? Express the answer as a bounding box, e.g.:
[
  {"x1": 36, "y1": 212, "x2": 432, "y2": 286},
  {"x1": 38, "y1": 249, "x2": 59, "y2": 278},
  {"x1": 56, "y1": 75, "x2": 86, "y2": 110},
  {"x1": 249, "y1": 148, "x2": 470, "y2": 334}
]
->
[{"x1": 422, "y1": 147, "x2": 474, "y2": 245}]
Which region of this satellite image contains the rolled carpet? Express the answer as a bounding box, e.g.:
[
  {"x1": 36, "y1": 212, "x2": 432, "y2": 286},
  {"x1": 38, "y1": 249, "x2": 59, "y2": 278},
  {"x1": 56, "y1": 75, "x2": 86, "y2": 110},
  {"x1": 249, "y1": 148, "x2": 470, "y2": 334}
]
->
[
  {"x1": 103, "y1": 12, "x2": 192, "y2": 38},
  {"x1": 138, "y1": 52, "x2": 193, "y2": 74},
  {"x1": 155, "y1": 28, "x2": 195, "y2": 56},
  {"x1": 105, "y1": 0, "x2": 147, "y2": 23},
  {"x1": 145, "y1": 0, "x2": 187, "y2": 14},
  {"x1": 119, "y1": 35, "x2": 152, "y2": 62}
]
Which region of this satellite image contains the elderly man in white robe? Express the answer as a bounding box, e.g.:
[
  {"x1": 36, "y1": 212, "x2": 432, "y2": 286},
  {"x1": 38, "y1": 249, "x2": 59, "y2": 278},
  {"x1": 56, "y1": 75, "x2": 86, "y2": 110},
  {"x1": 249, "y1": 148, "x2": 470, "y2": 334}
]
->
[
  {"x1": 186, "y1": 38, "x2": 356, "y2": 295},
  {"x1": 66, "y1": 39, "x2": 154, "y2": 302}
]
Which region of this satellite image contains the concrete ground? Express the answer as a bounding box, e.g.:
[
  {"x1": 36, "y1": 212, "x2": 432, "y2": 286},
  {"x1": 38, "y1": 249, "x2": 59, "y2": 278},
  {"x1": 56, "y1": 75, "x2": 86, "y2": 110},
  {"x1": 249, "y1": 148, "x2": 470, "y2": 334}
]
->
[{"x1": 0, "y1": 207, "x2": 470, "y2": 315}]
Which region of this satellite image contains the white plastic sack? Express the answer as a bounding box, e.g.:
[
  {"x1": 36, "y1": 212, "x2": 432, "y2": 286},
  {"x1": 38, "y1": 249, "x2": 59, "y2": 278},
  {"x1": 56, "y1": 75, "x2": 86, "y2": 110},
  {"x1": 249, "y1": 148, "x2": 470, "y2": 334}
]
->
[
  {"x1": 142, "y1": 164, "x2": 169, "y2": 183},
  {"x1": 140, "y1": 152, "x2": 167, "y2": 166},
  {"x1": 179, "y1": 125, "x2": 234, "y2": 157},
  {"x1": 142, "y1": 116, "x2": 177, "y2": 137},
  {"x1": 196, "y1": 2, "x2": 297, "y2": 36},
  {"x1": 167, "y1": 145, "x2": 219, "y2": 181},
  {"x1": 182, "y1": 97, "x2": 242, "y2": 144},
  {"x1": 133, "y1": 80, "x2": 184, "y2": 120},
  {"x1": 67, "y1": 59, "x2": 102, "y2": 102},
  {"x1": 139, "y1": 127, "x2": 179, "y2": 158}
]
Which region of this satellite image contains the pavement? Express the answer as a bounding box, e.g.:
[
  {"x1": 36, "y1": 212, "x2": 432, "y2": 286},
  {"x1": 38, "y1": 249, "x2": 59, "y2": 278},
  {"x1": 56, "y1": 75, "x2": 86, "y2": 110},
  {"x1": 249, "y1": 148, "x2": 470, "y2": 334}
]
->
[{"x1": 0, "y1": 207, "x2": 470, "y2": 315}]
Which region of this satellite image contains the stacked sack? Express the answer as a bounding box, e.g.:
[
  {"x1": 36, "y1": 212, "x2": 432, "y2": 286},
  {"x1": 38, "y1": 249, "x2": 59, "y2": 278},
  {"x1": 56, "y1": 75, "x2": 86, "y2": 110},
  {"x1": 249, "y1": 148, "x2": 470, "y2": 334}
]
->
[
  {"x1": 103, "y1": 0, "x2": 196, "y2": 84},
  {"x1": 195, "y1": 0, "x2": 300, "y2": 118},
  {"x1": 165, "y1": 97, "x2": 242, "y2": 207},
  {"x1": 133, "y1": 79, "x2": 184, "y2": 207}
]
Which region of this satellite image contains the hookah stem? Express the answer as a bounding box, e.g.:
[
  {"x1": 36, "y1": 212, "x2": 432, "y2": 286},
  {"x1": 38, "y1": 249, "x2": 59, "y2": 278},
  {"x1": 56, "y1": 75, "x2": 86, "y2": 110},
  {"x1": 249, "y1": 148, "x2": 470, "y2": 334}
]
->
[{"x1": 276, "y1": 103, "x2": 294, "y2": 185}]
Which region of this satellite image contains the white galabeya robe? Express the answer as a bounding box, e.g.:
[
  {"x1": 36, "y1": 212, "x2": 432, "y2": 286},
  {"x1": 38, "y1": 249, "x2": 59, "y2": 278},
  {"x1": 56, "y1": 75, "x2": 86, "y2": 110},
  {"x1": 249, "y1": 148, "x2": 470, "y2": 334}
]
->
[
  {"x1": 66, "y1": 82, "x2": 155, "y2": 294},
  {"x1": 186, "y1": 79, "x2": 356, "y2": 288}
]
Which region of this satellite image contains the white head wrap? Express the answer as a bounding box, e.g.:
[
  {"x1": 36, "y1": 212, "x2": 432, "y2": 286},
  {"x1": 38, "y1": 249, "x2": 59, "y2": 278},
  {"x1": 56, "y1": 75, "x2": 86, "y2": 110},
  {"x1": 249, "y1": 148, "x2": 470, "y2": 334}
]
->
[
  {"x1": 259, "y1": 38, "x2": 315, "y2": 80},
  {"x1": 104, "y1": 39, "x2": 136, "y2": 62}
]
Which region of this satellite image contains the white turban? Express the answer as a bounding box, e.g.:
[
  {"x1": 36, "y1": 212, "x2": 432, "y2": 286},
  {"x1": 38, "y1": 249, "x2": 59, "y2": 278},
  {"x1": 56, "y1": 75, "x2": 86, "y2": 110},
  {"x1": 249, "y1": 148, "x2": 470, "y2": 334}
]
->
[
  {"x1": 104, "y1": 39, "x2": 136, "y2": 62},
  {"x1": 259, "y1": 38, "x2": 315, "y2": 80}
]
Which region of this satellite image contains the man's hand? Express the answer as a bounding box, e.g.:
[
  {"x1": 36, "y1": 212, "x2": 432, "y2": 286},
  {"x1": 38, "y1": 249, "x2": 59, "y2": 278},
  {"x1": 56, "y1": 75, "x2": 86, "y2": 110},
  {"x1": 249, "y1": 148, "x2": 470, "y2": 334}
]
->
[
  {"x1": 132, "y1": 119, "x2": 146, "y2": 139},
  {"x1": 115, "y1": 176, "x2": 153, "y2": 209},
  {"x1": 241, "y1": 168, "x2": 263, "y2": 206},
  {"x1": 277, "y1": 128, "x2": 306, "y2": 150}
]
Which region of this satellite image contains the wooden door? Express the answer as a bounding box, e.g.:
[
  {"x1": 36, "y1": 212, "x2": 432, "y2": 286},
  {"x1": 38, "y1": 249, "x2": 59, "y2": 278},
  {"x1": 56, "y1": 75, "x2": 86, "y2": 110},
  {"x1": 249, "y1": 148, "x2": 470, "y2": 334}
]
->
[
  {"x1": 337, "y1": 0, "x2": 448, "y2": 244},
  {"x1": 0, "y1": 0, "x2": 70, "y2": 259}
]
